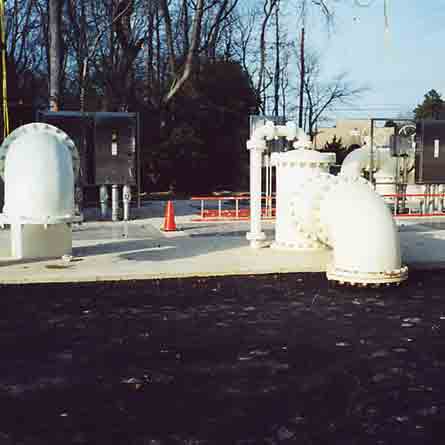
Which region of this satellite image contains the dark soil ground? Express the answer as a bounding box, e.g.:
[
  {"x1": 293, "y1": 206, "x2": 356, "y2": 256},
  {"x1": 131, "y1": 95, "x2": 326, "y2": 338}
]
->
[{"x1": 1, "y1": 271, "x2": 445, "y2": 444}]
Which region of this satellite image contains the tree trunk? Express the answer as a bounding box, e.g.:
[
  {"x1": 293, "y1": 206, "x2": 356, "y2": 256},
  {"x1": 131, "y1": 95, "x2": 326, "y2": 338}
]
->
[
  {"x1": 145, "y1": 0, "x2": 155, "y2": 104},
  {"x1": 298, "y1": 26, "x2": 305, "y2": 129},
  {"x1": 163, "y1": 0, "x2": 205, "y2": 104},
  {"x1": 257, "y1": 0, "x2": 278, "y2": 113},
  {"x1": 49, "y1": 0, "x2": 61, "y2": 111},
  {"x1": 273, "y1": 0, "x2": 280, "y2": 117},
  {"x1": 158, "y1": 0, "x2": 176, "y2": 76}
]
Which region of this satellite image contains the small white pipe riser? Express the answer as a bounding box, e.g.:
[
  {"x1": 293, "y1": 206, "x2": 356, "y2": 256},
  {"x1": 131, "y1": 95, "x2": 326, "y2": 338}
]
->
[
  {"x1": 111, "y1": 184, "x2": 120, "y2": 222},
  {"x1": 99, "y1": 184, "x2": 109, "y2": 219},
  {"x1": 123, "y1": 184, "x2": 132, "y2": 221}
]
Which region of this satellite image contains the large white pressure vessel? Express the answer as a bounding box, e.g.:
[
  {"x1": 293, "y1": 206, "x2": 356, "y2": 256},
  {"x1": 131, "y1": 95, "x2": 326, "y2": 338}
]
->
[
  {"x1": 1, "y1": 123, "x2": 79, "y2": 221},
  {"x1": 0, "y1": 123, "x2": 80, "y2": 260},
  {"x1": 271, "y1": 149, "x2": 335, "y2": 249}
]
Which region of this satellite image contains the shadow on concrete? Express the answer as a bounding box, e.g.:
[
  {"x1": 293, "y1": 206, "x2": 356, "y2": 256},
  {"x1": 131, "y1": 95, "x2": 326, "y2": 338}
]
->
[
  {"x1": 105, "y1": 228, "x2": 445, "y2": 268},
  {"x1": 73, "y1": 239, "x2": 161, "y2": 256},
  {"x1": 72, "y1": 223, "x2": 160, "y2": 241},
  {"x1": 400, "y1": 230, "x2": 445, "y2": 267},
  {"x1": 118, "y1": 236, "x2": 248, "y2": 262},
  {"x1": 69, "y1": 227, "x2": 250, "y2": 262}
]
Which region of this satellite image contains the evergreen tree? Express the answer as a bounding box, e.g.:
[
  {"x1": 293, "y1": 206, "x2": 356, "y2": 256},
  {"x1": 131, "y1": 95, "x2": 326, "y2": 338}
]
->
[{"x1": 414, "y1": 89, "x2": 445, "y2": 120}]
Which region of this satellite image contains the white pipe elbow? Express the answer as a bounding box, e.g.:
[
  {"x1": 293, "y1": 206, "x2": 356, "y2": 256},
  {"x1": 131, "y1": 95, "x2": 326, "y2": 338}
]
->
[
  {"x1": 246, "y1": 138, "x2": 267, "y2": 151},
  {"x1": 247, "y1": 121, "x2": 276, "y2": 150},
  {"x1": 319, "y1": 177, "x2": 407, "y2": 284},
  {"x1": 374, "y1": 152, "x2": 398, "y2": 195},
  {"x1": 340, "y1": 146, "x2": 370, "y2": 177},
  {"x1": 293, "y1": 129, "x2": 312, "y2": 150},
  {"x1": 254, "y1": 120, "x2": 275, "y2": 141}
]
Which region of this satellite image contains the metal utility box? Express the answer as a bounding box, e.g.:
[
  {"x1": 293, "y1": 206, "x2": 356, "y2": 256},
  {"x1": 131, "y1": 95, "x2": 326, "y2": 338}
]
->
[
  {"x1": 37, "y1": 111, "x2": 139, "y2": 187},
  {"x1": 94, "y1": 113, "x2": 137, "y2": 185},
  {"x1": 415, "y1": 120, "x2": 445, "y2": 183}
]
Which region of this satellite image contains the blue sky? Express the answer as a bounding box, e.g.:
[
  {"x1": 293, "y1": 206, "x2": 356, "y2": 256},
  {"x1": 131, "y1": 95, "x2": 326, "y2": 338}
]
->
[{"x1": 306, "y1": 0, "x2": 445, "y2": 122}]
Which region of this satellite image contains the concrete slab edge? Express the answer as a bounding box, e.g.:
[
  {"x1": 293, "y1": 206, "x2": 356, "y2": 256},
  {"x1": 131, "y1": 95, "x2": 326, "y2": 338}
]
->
[
  {"x1": 0, "y1": 262, "x2": 440, "y2": 286},
  {"x1": 0, "y1": 266, "x2": 328, "y2": 285}
]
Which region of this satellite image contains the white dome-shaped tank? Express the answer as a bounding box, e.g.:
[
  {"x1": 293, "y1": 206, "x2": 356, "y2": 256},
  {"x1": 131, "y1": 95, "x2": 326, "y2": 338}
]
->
[
  {"x1": 0, "y1": 123, "x2": 79, "y2": 221},
  {"x1": 0, "y1": 123, "x2": 80, "y2": 260}
]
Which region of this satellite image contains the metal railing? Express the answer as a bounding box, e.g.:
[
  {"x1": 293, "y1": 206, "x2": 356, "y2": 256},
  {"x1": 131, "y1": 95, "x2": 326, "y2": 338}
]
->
[
  {"x1": 382, "y1": 192, "x2": 445, "y2": 217},
  {"x1": 190, "y1": 195, "x2": 276, "y2": 221},
  {"x1": 190, "y1": 191, "x2": 445, "y2": 222}
]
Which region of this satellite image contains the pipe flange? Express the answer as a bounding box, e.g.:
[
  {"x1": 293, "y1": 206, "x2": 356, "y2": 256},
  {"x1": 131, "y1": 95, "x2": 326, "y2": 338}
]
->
[
  {"x1": 271, "y1": 240, "x2": 326, "y2": 251},
  {"x1": 326, "y1": 265, "x2": 408, "y2": 286}
]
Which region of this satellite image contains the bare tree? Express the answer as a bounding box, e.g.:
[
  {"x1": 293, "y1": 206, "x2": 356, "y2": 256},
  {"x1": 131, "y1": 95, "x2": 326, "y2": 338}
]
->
[
  {"x1": 48, "y1": 0, "x2": 61, "y2": 111},
  {"x1": 3, "y1": 0, "x2": 45, "y2": 107},
  {"x1": 145, "y1": 0, "x2": 161, "y2": 106},
  {"x1": 232, "y1": 4, "x2": 259, "y2": 78},
  {"x1": 257, "y1": 0, "x2": 278, "y2": 112},
  {"x1": 203, "y1": 0, "x2": 240, "y2": 61},
  {"x1": 300, "y1": 50, "x2": 368, "y2": 138},
  {"x1": 159, "y1": 0, "x2": 205, "y2": 103}
]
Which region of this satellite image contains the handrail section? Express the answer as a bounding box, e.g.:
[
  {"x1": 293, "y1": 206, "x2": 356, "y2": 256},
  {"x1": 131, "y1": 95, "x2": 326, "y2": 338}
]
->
[
  {"x1": 190, "y1": 195, "x2": 276, "y2": 221},
  {"x1": 191, "y1": 192, "x2": 445, "y2": 221}
]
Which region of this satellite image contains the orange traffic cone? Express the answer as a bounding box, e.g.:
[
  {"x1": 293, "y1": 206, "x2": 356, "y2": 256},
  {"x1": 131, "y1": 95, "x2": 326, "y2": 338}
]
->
[{"x1": 163, "y1": 200, "x2": 177, "y2": 231}]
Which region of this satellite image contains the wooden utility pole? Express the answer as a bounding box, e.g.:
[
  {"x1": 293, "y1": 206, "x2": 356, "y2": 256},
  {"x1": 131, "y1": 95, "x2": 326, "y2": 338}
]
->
[
  {"x1": 49, "y1": 0, "x2": 61, "y2": 111},
  {"x1": 298, "y1": 26, "x2": 305, "y2": 129}
]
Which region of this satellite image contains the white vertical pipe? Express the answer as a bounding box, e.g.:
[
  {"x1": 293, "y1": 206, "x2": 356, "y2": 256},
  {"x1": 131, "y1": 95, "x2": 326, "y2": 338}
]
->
[
  {"x1": 268, "y1": 159, "x2": 273, "y2": 216},
  {"x1": 434, "y1": 184, "x2": 440, "y2": 213},
  {"x1": 246, "y1": 120, "x2": 298, "y2": 247},
  {"x1": 427, "y1": 185, "x2": 432, "y2": 213},
  {"x1": 265, "y1": 154, "x2": 269, "y2": 217},
  {"x1": 111, "y1": 184, "x2": 119, "y2": 222},
  {"x1": 99, "y1": 184, "x2": 109, "y2": 219},
  {"x1": 439, "y1": 184, "x2": 445, "y2": 213},
  {"x1": 122, "y1": 184, "x2": 131, "y2": 221},
  {"x1": 11, "y1": 223, "x2": 23, "y2": 259},
  {"x1": 246, "y1": 144, "x2": 266, "y2": 248},
  {"x1": 432, "y1": 184, "x2": 436, "y2": 213}
]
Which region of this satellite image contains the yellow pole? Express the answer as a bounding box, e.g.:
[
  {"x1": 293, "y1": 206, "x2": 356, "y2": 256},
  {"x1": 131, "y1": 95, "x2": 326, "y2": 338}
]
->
[{"x1": 0, "y1": 0, "x2": 9, "y2": 138}]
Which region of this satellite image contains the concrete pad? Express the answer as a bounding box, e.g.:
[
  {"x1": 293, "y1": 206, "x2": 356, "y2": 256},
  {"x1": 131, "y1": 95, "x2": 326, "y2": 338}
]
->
[
  {"x1": 0, "y1": 221, "x2": 332, "y2": 284},
  {"x1": 0, "y1": 200, "x2": 444, "y2": 284}
]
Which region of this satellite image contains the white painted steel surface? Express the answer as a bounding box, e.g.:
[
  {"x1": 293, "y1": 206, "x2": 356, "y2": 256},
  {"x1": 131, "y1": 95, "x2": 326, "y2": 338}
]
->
[
  {"x1": 246, "y1": 121, "x2": 407, "y2": 285},
  {"x1": 271, "y1": 149, "x2": 334, "y2": 250},
  {"x1": 319, "y1": 176, "x2": 407, "y2": 284},
  {"x1": 246, "y1": 143, "x2": 266, "y2": 248},
  {"x1": 99, "y1": 185, "x2": 109, "y2": 219},
  {"x1": 246, "y1": 121, "x2": 320, "y2": 249},
  {"x1": 1, "y1": 123, "x2": 79, "y2": 222},
  {"x1": 0, "y1": 123, "x2": 79, "y2": 259},
  {"x1": 341, "y1": 143, "x2": 426, "y2": 210},
  {"x1": 123, "y1": 184, "x2": 131, "y2": 221}
]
